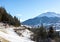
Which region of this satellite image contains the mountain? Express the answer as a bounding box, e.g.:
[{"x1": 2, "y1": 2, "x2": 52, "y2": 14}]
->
[
  {"x1": 22, "y1": 12, "x2": 60, "y2": 26},
  {"x1": 37, "y1": 12, "x2": 60, "y2": 17}
]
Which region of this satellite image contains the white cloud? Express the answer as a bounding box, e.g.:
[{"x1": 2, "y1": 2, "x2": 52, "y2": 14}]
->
[
  {"x1": 14, "y1": 14, "x2": 24, "y2": 22},
  {"x1": 17, "y1": 18, "x2": 24, "y2": 22},
  {"x1": 20, "y1": 19, "x2": 24, "y2": 22}
]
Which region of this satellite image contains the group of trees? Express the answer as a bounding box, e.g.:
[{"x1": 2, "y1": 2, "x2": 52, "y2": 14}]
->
[
  {"x1": 0, "y1": 7, "x2": 21, "y2": 27},
  {"x1": 30, "y1": 25, "x2": 58, "y2": 42}
]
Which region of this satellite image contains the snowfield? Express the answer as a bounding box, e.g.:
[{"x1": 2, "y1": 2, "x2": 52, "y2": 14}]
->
[{"x1": 0, "y1": 26, "x2": 34, "y2": 42}]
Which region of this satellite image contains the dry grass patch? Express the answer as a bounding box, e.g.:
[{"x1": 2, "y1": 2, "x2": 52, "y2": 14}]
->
[{"x1": 0, "y1": 36, "x2": 9, "y2": 42}]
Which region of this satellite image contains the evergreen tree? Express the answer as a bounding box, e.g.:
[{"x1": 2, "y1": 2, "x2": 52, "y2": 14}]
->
[
  {"x1": 32, "y1": 24, "x2": 47, "y2": 42},
  {"x1": 0, "y1": 7, "x2": 21, "y2": 27},
  {"x1": 14, "y1": 16, "x2": 20, "y2": 26},
  {"x1": 0, "y1": 13, "x2": 2, "y2": 22},
  {"x1": 48, "y1": 26, "x2": 55, "y2": 39}
]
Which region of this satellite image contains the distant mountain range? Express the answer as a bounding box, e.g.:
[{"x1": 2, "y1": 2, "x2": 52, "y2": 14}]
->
[{"x1": 22, "y1": 12, "x2": 60, "y2": 26}]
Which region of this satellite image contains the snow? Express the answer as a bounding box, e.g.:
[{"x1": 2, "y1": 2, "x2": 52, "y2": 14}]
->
[
  {"x1": 56, "y1": 29, "x2": 60, "y2": 31},
  {"x1": 21, "y1": 25, "x2": 32, "y2": 28},
  {"x1": 38, "y1": 12, "x2": 60, "y2": 17},
  {"x1": 0, "y1": 27, "x2": 34, "y2": 42},
  {"x1": 22, "y1": 29, "x2": 32, "y2": 38}
]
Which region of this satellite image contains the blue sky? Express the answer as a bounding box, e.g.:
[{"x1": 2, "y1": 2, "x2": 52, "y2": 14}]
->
[{"x1": 0, "y1": 0, "x2": 60, "y2": 22}]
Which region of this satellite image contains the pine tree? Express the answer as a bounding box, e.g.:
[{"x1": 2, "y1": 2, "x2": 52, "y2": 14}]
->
[
  {"x1": 14, "y1": 16, "x2": 20, "y2": 27},
  {"x1": 48, "y1": 26, "x2": 55, "y2": 39},
  {"x1": 0, "y1": 7, "x2": 21, "y2": 27},
  {"x1": 0, "y1": 13, "x2": 2, "y2": 22},
  {"x1": 32, "y1": 24, "x2": 47, "y2": 42}
]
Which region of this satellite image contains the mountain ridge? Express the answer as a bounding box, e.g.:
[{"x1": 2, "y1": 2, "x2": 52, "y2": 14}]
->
[
  {"x1": 37, "y1": 12, "x2": 60, "y2": 17},
  {"x1": 22, "y1": 12, "x2": 60, "y2": 26}
]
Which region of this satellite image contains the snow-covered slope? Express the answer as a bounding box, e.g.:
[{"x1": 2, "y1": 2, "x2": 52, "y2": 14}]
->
[
  {"x1": 0, "y1": 26, "x2": 34, "y2": 42},
  {"x1": 22, "y1": 12, "x2": 60, "y2": 26},
  {"x1": 37, "y1": 12, "x2": 60, "y2": 17}
]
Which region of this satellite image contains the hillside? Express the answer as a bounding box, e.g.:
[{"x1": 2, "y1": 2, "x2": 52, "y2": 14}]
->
[
  {"x1": 22, "y1": 12, "x2": 60, "y2": 26},
  {"x1": 0, "y1": 7, "x2": 20, "y2": 27},
  {"x1": 0, "y1": 23, "x2": 34, "y2": 42}
]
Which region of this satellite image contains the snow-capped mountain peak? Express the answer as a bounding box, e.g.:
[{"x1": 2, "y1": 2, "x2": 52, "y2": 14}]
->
[
  {"x1": 22, "y1": 12, "x2": 60, "y2": 26},
  {"x1": 37, "y1": 12, "x2": 60, "y2": 17}
]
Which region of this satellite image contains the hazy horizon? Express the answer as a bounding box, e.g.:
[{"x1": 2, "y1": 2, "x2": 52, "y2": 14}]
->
[{"x1": 0, "y1": 0, "x2": 60, "y2": 22}]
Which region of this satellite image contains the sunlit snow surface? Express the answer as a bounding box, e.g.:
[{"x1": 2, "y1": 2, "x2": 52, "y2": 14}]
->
[{"x1": 0, "y1": 27, "x2": 34, "y2": 42}]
